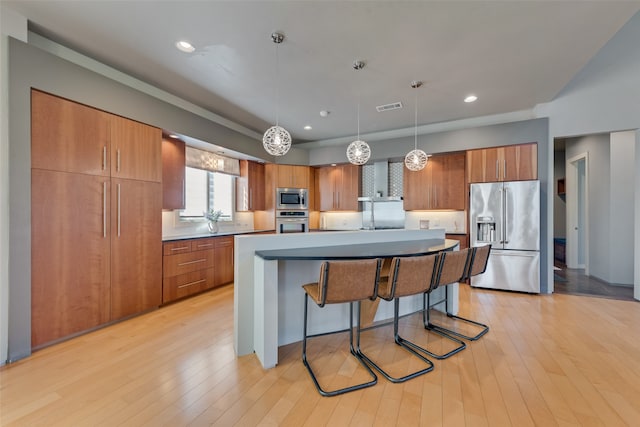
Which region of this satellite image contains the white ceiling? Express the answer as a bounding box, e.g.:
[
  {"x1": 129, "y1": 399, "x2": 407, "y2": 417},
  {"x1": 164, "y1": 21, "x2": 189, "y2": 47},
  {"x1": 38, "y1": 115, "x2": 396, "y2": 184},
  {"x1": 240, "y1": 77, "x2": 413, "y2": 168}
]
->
[{"x1": 5, "y1": 1, "x2": 640, "y2": 145}]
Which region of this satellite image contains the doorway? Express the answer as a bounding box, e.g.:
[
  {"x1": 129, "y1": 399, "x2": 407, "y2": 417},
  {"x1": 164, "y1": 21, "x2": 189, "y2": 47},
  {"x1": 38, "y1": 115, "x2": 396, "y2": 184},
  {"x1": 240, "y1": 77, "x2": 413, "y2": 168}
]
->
[{"x1": 553, "y1": 133, "x2": 636, "y2": 301}]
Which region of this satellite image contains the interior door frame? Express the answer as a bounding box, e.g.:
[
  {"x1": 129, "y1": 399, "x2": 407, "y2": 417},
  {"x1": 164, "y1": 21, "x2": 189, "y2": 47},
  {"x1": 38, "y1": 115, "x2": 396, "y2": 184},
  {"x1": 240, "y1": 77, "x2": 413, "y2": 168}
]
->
[{"x1": 566, "y1": 152, "x2": 589, "y2": 273}]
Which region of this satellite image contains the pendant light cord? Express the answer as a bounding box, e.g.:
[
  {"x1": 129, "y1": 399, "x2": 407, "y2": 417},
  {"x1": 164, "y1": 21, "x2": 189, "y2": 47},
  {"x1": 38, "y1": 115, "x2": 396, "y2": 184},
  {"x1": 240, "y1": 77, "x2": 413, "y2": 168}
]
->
[
  {"x1": 414, "y1": 90, "x2": 418, "y2": 150},
  {"x1": 357, "y1": 93, "x2": 361, "y2": 140},
  {"x1": 275, "y1": 42, "x2": 280, "y2": 127}
]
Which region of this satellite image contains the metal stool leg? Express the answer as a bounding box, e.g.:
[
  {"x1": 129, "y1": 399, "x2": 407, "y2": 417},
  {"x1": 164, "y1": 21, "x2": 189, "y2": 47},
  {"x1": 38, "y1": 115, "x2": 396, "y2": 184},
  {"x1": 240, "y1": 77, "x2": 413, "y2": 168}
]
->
[
  {"x1": 302, "y1": 295, "x2": 378, "y2": 396},
  {"x1": 425, "y1": 287, "x2": 489, "y2": 342},
  {"x1": 357, "y1": 298, "x2": 434, "y2": 383}
]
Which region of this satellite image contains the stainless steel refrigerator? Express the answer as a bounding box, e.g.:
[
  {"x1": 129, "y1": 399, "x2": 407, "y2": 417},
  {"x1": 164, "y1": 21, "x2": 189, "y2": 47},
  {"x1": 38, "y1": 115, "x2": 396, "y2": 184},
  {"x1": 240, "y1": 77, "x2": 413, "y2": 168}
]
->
[{"x1": 470, "y1": 180, "x2": 540, "y2": 293}]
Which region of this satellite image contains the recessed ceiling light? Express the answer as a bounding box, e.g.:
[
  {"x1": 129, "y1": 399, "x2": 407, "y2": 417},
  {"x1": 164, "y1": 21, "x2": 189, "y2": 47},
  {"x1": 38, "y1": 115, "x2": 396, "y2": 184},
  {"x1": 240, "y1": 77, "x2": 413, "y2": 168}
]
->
[
  {"x1": 303, "y1": 125, "x2": 312, "y2": 130},
  {"x1": 319, "y1": 110, "x2": 330, "y2": 117},
  {"x1": 176, "y1": 40, "x2": 195, "y2": 53},
  {"x1": 464, "y1": 95, "x2": 478, "y2": 103}
]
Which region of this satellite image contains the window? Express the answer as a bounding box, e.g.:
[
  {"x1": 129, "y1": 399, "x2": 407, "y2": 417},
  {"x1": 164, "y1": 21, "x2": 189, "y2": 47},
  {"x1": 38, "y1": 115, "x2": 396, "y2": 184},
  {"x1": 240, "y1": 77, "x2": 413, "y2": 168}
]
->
[{"x1": 180, "y1": 167, "x2": 234, "y2": 220}]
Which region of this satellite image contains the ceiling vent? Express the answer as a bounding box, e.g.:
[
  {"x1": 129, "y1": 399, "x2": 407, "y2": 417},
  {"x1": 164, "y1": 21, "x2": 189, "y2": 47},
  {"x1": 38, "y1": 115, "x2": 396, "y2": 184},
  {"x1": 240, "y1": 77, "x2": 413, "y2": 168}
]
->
[{"x1": 376, "y1": 102, "x2": 403, "y2": 112}]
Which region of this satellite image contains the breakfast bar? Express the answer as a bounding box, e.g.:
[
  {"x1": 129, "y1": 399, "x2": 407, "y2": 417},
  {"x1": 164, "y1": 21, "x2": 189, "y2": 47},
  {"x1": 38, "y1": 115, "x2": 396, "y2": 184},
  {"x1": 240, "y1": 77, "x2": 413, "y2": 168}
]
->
[{"x1": 234, "y1": 229, "x2": 460, "y2": 368}]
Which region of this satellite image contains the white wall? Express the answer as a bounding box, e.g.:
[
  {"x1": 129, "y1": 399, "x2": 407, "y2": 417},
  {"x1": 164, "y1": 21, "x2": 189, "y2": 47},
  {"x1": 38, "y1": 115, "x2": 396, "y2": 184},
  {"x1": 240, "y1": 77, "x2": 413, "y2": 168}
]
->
[
  {"x1": 609, "y1": 131, "x2": 635, "y2": 285},
  {"x1": 543, "y1": 11, "x2": 640, "y2": 298},
  {"x1": 0, "y1": 4, "x2": 28, "y2": 365},
  {"x1": 636, "y1": 131, "x2": 640, "y2": 300},
  {"x1": 565, "y1": 134, "x2": 610, "y2": 282}
]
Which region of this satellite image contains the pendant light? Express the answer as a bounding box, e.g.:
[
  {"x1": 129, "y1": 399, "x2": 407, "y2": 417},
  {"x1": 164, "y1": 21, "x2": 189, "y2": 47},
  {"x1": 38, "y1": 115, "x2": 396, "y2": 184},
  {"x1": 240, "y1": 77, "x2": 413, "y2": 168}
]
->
[
  {"x1": 404, "y1": 81, "x2": 428, "y2": 171},
  {"x1": 346, "y1": 60, "x2": 371, "y2": 165},
  {"x1": 263, "y1": 32, "x2": 292, "y2": 156}
]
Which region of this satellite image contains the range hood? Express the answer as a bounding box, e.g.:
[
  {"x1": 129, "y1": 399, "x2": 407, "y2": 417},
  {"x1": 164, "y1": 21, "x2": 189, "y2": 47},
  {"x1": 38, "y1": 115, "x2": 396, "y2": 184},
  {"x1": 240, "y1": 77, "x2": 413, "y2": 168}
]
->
[{"x1": 359, "y1": 160, "x2": 403, "y2": 202}]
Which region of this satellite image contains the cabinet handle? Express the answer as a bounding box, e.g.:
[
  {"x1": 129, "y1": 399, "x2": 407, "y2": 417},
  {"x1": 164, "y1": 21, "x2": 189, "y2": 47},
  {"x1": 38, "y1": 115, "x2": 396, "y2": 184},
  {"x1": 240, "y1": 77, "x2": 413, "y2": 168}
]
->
[
  {"x1": 249, "y1": 188, "x2": 253, "y2": 210},
  {"x1": 102, "y1": 146, "x2": 107, "y2": 171},
  {"x1": 117, "y1": 183, "x2": 121, "y2": 237},
  {"x1": 182, "y1": 179, "x2": 185, "y2": 208},
  {"x1": 178, "y1": 279, "x2": 206, "y2": 289},
  {"x1": 171, "y1": 246, "x2": 189, "y2": 251},
  {"x1": 103, "y1": 182, "x2": 107, "y2": 238},
  {"x1": 495, "y1": 160, "x2": 499, "y2": 180},
  {"x1": 503, "y1": 160, "x2": 506, "y2": 180},
  {"x1": 116, "y1": 149, "x2": 121, "y2": 172},
  {"x1": 178, "y1": 259, "x2": 207, "y2": 266},
  {"x1": 196, "y1": 243, "x2": 213, "y2": 248}
]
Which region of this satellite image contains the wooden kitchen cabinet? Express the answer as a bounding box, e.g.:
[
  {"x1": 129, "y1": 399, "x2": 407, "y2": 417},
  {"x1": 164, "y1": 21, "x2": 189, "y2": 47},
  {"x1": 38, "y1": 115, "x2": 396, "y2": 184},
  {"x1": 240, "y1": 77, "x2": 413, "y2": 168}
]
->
[
  {"x1": 31, "y1": 90, "x2": 163, "y2": 348},
  {"x1": 213, "y1": 236, "x2": 234, "y2": 286},
  {"x1": 317, "y1": 164, "x2": 361, "y2": 211},
  {"x1": 162, "y1": 235, "x2": 234, "y2": 303},
  {"x1": 446, "y1": 233, "x2": 469, "y2": 250},
  {"x1": 276, "y1": 164, "x2": 310, "y2": 189},
  {"x1": 236, "y1": 160, "x2": 265, "y2": 211},
  {"x1": 31, "y1": 169, "x2": 111, "y2": 348},
  {"x1": 162, "y1": 137, "x2": 186, "y2": 210},
  {"x1": 110, "y1": 114, "x2": 162, "y2": 183},
  {"x1": 403, "y1": 152, "x2": 465, "y2": 210},
  {"x1": 110, "y1": 179, "x2": 162, "y2": 319},
  {"x1": 467, "y1": 143, "x2": 537, "y2": 183},
  {"x1": 31, "y1": 89, "x2": 111, "y2": 176}
]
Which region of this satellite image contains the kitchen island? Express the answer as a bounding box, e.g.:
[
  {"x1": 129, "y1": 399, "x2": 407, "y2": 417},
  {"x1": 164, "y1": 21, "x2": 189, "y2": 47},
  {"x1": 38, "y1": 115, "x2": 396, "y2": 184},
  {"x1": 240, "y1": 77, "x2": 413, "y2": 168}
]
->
[{"x1": 234, "y1": 229, "x2": 459, "y2": 368}]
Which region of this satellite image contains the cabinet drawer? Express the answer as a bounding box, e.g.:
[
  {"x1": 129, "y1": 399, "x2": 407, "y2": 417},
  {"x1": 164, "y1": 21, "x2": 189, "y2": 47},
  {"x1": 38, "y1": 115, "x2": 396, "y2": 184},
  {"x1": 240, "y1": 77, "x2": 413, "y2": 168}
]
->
[
  {"x1": 163, "y1": 249, "x2": 215, "y2": 277},
  {"x1": 191, "y1": 238, "x2": 216, "y2": 252},
  {"x1": 163, "y1": 268, "x2": 215, "y2": 302},
  {"x1": 163, "y1": 241, "x2": 192, "y2": 256},
  {"x1": 214, "y1": 236, "x2": 233, "y2": 248}
]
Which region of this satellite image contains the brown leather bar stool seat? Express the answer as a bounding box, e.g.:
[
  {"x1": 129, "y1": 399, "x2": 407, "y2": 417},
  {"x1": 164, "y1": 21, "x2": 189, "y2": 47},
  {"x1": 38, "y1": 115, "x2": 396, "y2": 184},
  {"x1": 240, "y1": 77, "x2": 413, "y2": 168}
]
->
[
  {"x1": 425, "y1": 245, "x2": 490, "y2": 341},
  {"x1": 356, "y1": 254, "x2": 438, "y2": 383},
  {"x1": 301, "y1": 258, "x2": 382, "y2": 397}
]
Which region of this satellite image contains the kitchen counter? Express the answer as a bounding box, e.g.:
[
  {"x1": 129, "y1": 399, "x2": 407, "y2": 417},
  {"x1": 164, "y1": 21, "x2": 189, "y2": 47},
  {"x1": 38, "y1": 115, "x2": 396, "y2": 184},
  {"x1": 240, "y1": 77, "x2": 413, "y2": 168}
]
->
[
  {"x1": 162, "y1": 229, "x2": 274, "y2": 242},
  {"x1": 234, "y1": 229, "x2": 460, "y2": 369},
  {"x1": 256, "y1": 238, "x2": 458, "y2": 260}
]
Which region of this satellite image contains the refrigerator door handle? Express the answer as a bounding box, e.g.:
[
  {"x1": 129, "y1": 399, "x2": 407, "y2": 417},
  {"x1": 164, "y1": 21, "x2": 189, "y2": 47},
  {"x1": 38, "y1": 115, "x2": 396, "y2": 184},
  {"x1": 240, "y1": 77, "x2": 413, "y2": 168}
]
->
[{"x1": 503, "y1": 186, "x2": 509, "y2": 244}]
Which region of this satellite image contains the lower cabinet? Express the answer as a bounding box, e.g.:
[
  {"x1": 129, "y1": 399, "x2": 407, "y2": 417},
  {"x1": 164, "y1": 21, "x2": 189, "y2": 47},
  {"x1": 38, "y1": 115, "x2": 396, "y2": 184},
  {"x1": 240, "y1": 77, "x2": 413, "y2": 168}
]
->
[
  {"x1": 446, "y1": 233, "x2": 469, "y2": 250},
  {"x1": 162, "y1": 235, "x2": 234, "y2": 303}
]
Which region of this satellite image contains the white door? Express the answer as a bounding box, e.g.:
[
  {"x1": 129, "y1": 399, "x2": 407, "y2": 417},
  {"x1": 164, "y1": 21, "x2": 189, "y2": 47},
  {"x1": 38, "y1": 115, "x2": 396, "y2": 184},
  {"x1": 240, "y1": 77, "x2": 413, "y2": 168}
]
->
[{"x1": 566, "y1": 153, "x2": 589, "y2": 273}]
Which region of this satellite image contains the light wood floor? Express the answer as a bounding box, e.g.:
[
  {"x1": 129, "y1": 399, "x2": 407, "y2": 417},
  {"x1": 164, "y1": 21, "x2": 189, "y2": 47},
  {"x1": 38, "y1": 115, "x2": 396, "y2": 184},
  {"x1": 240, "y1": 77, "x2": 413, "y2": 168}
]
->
[{"x1": 1, "y1": 284, "x2": 639, "y2": 426}]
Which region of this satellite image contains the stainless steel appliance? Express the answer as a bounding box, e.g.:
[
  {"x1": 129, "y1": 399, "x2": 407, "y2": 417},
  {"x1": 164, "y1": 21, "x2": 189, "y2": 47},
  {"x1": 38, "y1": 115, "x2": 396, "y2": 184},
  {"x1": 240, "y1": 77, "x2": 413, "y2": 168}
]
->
[
  {"x1": 276, "y1": 210, "x2": 309, "y2": 233},
  {"x1": 276, "y1": 188, "x2": 308, "y2": 210},
  {"x1": 358, "y1": 197, "x2": 405, "y2": 230},
  {"x1": 470, "y1": 180, "x2": 540, "y2": 293}
]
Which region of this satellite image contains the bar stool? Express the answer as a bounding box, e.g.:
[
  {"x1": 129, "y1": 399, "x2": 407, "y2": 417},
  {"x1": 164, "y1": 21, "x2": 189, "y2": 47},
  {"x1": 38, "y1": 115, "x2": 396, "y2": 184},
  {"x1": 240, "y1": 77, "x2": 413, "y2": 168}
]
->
[
  {"x1": 357, "y1": 255, "x2": 437, "y2": 383},
  {"x1": 425, "y1": 246, "x2": 490, "y2": 341},
  {"x1": 301, "y1": 258, "x2": 382, "y2": 397}
]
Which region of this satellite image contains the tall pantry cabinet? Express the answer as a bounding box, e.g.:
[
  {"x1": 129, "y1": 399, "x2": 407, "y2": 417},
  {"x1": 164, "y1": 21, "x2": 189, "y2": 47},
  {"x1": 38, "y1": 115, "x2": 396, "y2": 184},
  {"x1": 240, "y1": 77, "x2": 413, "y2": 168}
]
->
[{"x1": 31, "y1": 90, "x2": 162, "y2": 348}]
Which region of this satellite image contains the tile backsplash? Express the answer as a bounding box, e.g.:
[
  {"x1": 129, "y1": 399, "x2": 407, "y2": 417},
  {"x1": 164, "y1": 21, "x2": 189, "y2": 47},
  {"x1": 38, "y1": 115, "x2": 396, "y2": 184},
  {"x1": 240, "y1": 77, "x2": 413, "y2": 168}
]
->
[
  {"x1": 405, "y1": 211, "x2": 466, "y2": 233},
  {"x1": 162, "y1": 211, "x2": 254, "y2": 238}
]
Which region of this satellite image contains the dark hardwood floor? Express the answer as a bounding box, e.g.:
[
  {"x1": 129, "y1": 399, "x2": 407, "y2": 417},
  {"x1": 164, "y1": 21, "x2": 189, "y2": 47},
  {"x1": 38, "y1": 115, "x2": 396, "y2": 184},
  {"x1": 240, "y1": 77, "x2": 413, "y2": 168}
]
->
[{"x1": 553, "y1": 263, "x2": 635, "y2": 301}]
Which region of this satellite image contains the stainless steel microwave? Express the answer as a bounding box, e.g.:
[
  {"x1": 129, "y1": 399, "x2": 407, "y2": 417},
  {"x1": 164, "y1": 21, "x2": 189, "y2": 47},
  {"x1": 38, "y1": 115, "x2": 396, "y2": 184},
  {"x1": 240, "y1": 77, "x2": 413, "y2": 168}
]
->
[{"x1": 276, "y1": 188, "x2": 308, "y2": 210}]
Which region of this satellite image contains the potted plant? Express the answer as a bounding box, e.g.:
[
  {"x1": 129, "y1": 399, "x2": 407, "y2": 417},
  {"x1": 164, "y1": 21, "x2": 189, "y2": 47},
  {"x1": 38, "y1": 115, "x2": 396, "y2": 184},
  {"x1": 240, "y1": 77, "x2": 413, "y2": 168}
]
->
[{"x1": 204, "y1": 209, "x2": 223, "y2": 233}]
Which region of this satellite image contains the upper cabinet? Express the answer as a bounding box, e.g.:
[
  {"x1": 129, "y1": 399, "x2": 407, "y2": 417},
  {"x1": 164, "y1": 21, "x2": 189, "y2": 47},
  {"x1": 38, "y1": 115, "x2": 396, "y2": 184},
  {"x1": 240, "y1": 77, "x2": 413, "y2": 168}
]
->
[
  {"x1": 162, "y1": 137, "x2": 186, "y2": 210},
  {"x1": 467, "y1": 143, "x2": 537, "y2": 183},
  {"x1": 317, "y1": 164, "x2": 361, "y2": 211},
  {"x1": 236, "y1": 160, "x2": 265, "y2": 211},
  {"x1": 31, "y1": 90, "x2": 111, "y2": 176},
  {"x1": 110, "y1": 115, "x2": 162, "y2": 183},
  {"x1": 276, "y1": 164, "x2": 310, "y2": 189},
  {"x1": 403, "y1": 152, "x2": 466, "y2": 211}
]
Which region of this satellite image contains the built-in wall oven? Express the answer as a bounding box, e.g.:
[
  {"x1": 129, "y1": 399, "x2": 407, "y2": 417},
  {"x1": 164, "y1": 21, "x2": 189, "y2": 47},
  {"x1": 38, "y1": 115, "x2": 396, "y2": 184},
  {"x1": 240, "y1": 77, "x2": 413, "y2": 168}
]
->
[
  {"x1": 276, "y1": 210, "x2": 309, "y2": 233},
  {"x1": 276, "y1": 188, "x2": 308, "y2": 210}
]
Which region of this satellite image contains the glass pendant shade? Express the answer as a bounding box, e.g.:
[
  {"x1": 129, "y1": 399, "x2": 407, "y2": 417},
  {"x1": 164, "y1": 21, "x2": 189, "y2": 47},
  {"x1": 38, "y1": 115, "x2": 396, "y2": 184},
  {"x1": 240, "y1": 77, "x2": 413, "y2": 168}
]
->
[
  {"x1": 405, "y1": 148, "x2": 428, "y2": 171},
  {"x1": 263, "y1": 32, "x2": 291, "y2": 156},
  {"x1": 405, "y1": 80, "x2": 427, "y2": 171},
  {"x1": 347, "y1": 140, "x2": 371, "y2": 165},
  {"x1": 263, "y1": 125, "x2": 291, "y2": 156}
]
